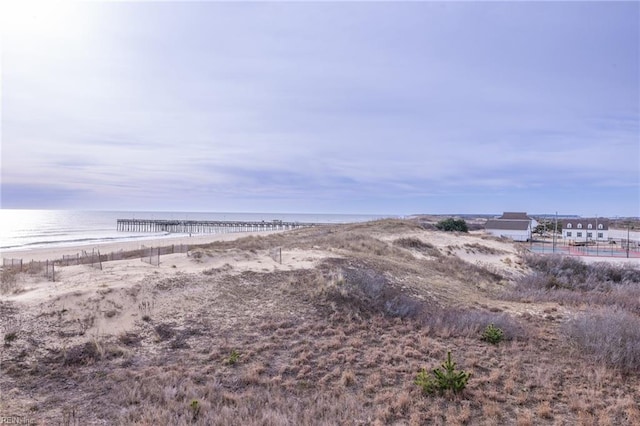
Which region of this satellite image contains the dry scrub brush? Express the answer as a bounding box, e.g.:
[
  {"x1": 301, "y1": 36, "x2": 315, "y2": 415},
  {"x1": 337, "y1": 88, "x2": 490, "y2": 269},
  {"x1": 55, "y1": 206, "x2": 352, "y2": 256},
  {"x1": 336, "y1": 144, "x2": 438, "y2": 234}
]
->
[
  {"x1": 316, "y1": 263, "x2": 425, "y2": 319},
  {"x1": 315, "y1": 260, "x2": 525, "y2": 341},
  {"x1": 506, "y1": 254, "x2": 640, "y2": 375},
  {"x1": 394, "y1": 237, "x2": 442, "y2": 257},
  {"x1": 0, "y1": 267, "x2": 22, "y2": 294},
  {"x1": 562, "y1": 307, "x2": 640, "y2": 373},
  {"x1": 506, "y1": 255, "x2": 640, "y2": 313},
  {"x1": 519, "y1": 254, "x2": 640, "y2": 291}
]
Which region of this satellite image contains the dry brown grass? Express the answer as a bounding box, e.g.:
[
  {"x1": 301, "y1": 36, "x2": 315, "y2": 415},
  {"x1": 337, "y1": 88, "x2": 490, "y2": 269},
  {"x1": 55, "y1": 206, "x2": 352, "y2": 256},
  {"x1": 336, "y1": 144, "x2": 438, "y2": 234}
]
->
[{"x1": 1, "y1": 220, "x2": 639, "y2": 424}]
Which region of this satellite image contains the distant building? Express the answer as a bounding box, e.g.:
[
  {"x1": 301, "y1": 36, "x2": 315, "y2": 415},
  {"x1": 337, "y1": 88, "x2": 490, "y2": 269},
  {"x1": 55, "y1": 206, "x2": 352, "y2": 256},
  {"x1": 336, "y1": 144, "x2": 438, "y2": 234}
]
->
[
  {"x1": 562, "y1": 218, "x2": 609, "y2": 242},
  {"x1": 484, "y1": 212, "x2": 538, "y2": 242}
]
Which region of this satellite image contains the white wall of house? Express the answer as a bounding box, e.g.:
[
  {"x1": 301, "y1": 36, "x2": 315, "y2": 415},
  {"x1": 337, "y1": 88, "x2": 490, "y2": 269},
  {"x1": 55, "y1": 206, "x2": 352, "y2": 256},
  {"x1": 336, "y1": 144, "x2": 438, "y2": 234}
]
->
[
  {"x1": 486, "y1": 229, "x2": 530, "y2": 242},
  {"x1": 562, "y1": 226, "x2": 608, "y2": 242}
]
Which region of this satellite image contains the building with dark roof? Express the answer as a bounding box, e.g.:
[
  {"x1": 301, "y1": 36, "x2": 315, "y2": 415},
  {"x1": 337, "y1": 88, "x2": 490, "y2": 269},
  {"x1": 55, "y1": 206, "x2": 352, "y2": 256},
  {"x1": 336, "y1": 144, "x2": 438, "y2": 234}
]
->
[
  {"x1": 562, "y1": 218, "x2": 609, "y2": 242},
  {"x1": 484, "y1": 212, "x2": 538, "y2": 241},
  {"x1": 498, "y1": 212, "x2": 533, "y2": 220}
]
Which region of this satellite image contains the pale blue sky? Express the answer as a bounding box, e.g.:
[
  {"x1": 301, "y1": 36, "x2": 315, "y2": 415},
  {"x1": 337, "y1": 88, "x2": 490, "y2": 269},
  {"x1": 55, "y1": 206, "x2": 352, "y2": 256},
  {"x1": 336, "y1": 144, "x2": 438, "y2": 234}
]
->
[{"x1": 1, "y1": 1, "x2": 638, "y2": 216}]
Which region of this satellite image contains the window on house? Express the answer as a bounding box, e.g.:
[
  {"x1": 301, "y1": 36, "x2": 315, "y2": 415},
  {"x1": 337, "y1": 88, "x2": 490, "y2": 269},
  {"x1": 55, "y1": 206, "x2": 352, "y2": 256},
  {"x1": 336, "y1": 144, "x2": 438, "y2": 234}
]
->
[
  {"x1": 567, "y1": 224, "x2": 572, "y2": 229},
  {"x1": 577, "y1": 224, "x2": 582, "y2": 229},
  {"x1": 598, "y1": 224, "x2": 603, "y2": 229},
  {"x1": 588, "y1": 224, "x2": 593, "y2": 229},
  {"x1": 577, "y1": 232, "x2": 583, "y2": 237},
  {"x1": 598, "y1": 232, "x2": 604, "y2": 239},
  {"x1": 566, "y1": 231, "x2": 572, "y2": 237},
  {"x1": 587, "y1": 232, "x2": 593, "y2": 238}
]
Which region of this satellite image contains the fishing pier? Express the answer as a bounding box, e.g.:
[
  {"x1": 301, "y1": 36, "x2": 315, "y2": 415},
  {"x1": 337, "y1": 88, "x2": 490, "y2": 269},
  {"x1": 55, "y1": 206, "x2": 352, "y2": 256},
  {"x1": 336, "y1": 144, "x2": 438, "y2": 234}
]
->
[{"x1": 116, "y1": 219, "x2": 321, "y2": 234}]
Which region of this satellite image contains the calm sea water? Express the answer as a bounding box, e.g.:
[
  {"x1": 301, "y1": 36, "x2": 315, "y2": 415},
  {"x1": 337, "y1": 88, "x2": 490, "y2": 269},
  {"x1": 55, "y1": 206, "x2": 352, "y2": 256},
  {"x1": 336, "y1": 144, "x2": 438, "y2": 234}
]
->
[{"x1": 0, "y1": 210, "x2": 392, "y2": 251}]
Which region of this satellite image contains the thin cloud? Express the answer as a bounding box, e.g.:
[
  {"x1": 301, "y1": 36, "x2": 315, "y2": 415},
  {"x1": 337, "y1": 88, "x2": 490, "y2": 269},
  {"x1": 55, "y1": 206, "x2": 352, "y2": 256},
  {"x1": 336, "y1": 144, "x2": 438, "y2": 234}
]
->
[{"x1": 1, "y1": 1, "x2": 638, "y2": 215}]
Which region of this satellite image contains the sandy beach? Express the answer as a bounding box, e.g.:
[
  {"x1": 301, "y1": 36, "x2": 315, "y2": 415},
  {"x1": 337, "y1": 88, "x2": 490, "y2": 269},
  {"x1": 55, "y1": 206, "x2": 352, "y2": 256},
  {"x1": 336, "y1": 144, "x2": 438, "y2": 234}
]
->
[{"x1": 0, "y1": 230, "x2": 281, "y2": 262}]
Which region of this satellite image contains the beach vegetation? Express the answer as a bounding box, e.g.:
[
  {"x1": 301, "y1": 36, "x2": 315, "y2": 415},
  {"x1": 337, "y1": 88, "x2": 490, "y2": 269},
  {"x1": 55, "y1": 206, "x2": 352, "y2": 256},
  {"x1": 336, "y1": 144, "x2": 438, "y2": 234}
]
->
[
  {"x1": 3, "y1": 219, "x2": 640, "y2": 424},
  {"x1": 481, "y1": 323, "x2": 504, "y2": 344},
  {"x1": 435, "y1": 218, "x2": 469, "y2": 233},
  {"x1": 4, "y1": 331, "x2": 18, "y2": 346},
  {"x1": 0, "y1": 267, "x2": 20, "y2": 293},
  {"x1": 561, "y1": 307, "x2": 640, "y2": 373},
  {"x1": 226, "y1": 349, "x2": 241, "y2": 365},
  {"x1": 415, "y1": 351, "x2": 471, "y2": 395},
  {"x1": 189, "y1": 399, "x2": 200, "y2": 421}
]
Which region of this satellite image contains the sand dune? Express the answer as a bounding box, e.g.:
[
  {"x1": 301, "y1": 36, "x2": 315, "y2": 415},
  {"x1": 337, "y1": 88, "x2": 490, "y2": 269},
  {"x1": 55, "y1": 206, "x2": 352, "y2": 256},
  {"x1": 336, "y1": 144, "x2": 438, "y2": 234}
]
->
[{"x1": 2, "y1": 220, "x2": 639, "y2": 425}]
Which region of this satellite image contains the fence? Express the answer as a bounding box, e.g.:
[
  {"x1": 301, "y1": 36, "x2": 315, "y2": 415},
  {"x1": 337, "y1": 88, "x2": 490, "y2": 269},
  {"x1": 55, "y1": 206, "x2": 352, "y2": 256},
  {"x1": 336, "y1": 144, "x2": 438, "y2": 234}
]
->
[
  {"x1": 45, "y1": 260, "x2": 55, "y2": 281},
  {"x1": 82, "y1": 249, "x2": 103, "y2": 270},
  {"x1": 62, "y1": 249, "x2": 131, "y2": 266},
  {"x1": 141, "y1": 246, "x2": 160, "y2": 266},
  {"x1": 62, "y1": 254, "x2": 81, "y2": 266},
  {"x1": 140, "y1": 244, "x2": 189, "y2": 267},
  {"x1": 269, "y1": 247, "x2": 282, "y2": 264},
  {"x1": 528, "y1": 238, "x2": 640, "y2": 258},
  {"x1": 2, "y1": 258, "x2": 55, "y2": 282},
  {"x1": 2, "y1": 243, "x2": 192, "y2": 279},
  {"x1": 158, "y1": 244, "x2": 190, "y2": 255},
  {"x1": 3, "y1": 258, "x2": 23, "y2": 270}
]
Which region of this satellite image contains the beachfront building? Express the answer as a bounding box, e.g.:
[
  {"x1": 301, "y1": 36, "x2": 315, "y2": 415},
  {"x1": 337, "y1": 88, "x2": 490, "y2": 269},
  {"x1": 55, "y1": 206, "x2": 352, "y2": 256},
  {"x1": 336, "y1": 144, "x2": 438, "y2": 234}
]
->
[
  {"x1": 562, "y1": 218, "x2": 609, "y2": 242},
  {"x1": 484, "y1": 212, "x2": 537, "y2": 242}
]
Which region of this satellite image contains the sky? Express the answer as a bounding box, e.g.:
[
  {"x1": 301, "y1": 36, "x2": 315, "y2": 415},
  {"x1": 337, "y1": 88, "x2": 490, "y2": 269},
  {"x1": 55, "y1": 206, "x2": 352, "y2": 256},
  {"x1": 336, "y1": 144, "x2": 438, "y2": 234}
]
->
[{"x1": 1, "y1": 1, "x2": 638, "y2": 216}]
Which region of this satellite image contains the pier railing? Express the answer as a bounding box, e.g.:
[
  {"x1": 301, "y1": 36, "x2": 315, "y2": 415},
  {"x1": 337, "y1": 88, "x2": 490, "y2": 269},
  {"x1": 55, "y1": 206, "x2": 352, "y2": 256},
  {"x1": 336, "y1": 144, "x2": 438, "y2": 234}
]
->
[{"x1": 116, "y1": 219, "x2": 320, "y2": 234}]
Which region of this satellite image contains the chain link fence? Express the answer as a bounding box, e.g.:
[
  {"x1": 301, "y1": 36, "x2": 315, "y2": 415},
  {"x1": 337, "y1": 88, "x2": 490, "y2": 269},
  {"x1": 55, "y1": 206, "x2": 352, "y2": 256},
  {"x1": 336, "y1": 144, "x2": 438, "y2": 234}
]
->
[{"x1": 528, "y1": 238, "x2": 640, "y2": 258}]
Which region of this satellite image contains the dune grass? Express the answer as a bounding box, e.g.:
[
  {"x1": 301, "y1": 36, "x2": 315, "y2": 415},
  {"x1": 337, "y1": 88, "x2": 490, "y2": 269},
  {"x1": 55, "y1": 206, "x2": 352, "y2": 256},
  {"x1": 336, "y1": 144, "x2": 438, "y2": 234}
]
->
[{"x1": 1, "y1": 220, "x2": 639, "y2": 424}]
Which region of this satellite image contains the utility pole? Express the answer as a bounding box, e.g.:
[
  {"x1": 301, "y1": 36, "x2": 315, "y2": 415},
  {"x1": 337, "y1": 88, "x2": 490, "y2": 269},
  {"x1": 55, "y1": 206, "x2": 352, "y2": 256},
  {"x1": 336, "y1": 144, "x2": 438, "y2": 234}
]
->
[
  {"x1": 628, "y1": 223, "x2": 631, "y2": 259},
  {"x1": 553, "y1": 212, "x2": 557, "y2": 253},
  {"x1": 596, "y1": 213, "x2": 598, "y2": 256}
]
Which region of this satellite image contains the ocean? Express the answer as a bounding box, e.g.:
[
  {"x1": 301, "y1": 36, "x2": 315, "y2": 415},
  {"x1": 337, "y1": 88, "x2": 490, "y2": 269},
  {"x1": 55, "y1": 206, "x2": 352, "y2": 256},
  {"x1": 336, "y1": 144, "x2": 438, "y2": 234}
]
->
[{"x1": 0, "y1": 210, "x2": 392, "y2": 252}]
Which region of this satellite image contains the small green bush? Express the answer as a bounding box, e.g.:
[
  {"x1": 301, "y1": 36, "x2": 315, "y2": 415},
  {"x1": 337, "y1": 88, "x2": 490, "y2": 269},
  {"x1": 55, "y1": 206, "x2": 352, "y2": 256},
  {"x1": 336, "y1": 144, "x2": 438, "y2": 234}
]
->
[
  {"x1": 481, "y1": 323, "x2": 504, "y2": 344},
  {"x1": 3, "y1": 332, "x2": 17, "y2": 346},
  {"x1": 415, "y1": 351, "x2": 471, "y2": 395},
  {"x1": 435, "y1": 218, "x2": 469, "y2": 233},
  {"x1": 414, "y1": 368, "x2": 438, "y2": 394},
  {"x1": 190, "y1": 399, "x2": 200, "y2": 421},
  {"x1": 226, "y1": 349, "x2": 240, "y2": 365}
]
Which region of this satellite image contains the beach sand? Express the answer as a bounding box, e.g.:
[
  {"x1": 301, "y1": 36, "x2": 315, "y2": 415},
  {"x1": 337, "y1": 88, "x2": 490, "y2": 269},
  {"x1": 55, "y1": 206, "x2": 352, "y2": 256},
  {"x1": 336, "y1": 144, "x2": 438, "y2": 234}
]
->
[{"x1": 0, "y1": 230, "x2": 280, "y2": 262}]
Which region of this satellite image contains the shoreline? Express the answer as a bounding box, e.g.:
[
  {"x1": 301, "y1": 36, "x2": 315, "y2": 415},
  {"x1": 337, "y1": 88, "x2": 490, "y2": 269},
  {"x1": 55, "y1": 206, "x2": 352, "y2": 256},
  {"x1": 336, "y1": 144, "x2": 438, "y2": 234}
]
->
[{"x1": 0, "y1": 230, "x2": 280, "y2": 262}]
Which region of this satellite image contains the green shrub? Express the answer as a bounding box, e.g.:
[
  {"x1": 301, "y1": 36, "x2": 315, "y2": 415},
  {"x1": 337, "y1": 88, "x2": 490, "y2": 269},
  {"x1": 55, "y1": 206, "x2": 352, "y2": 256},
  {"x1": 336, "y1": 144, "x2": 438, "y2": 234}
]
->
[
  {"x1": 226, "y1": 349, "x2": 240, "y2": 365},
  {"x1": 3, "y1": 331, "x2": 17, "y2": 346},
  {"x1": 435, "y1": 218, "x2": 469, "y2": 233},
  {"x1": 481, "y1": 323, "x2": 504, "y2": 344},
  {"x1": 415, "y1": 351, "x2": 471, "y2": 395},
  {"x1": 414, "y1": 368, "x2": 438, "y2": 394},
  {"x1": 189, "y1": 399, "x2": 200, "y2": 421}
]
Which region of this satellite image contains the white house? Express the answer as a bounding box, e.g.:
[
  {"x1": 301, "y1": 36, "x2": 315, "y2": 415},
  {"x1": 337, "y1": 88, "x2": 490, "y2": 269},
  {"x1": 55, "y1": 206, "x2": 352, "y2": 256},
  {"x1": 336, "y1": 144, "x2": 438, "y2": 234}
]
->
[
  {"x1": 562, "y1": 218, "x2": 609, "y2": 242},
  {"x1": 484, "y1": 212, "x2": 537, "y2": 242}
]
